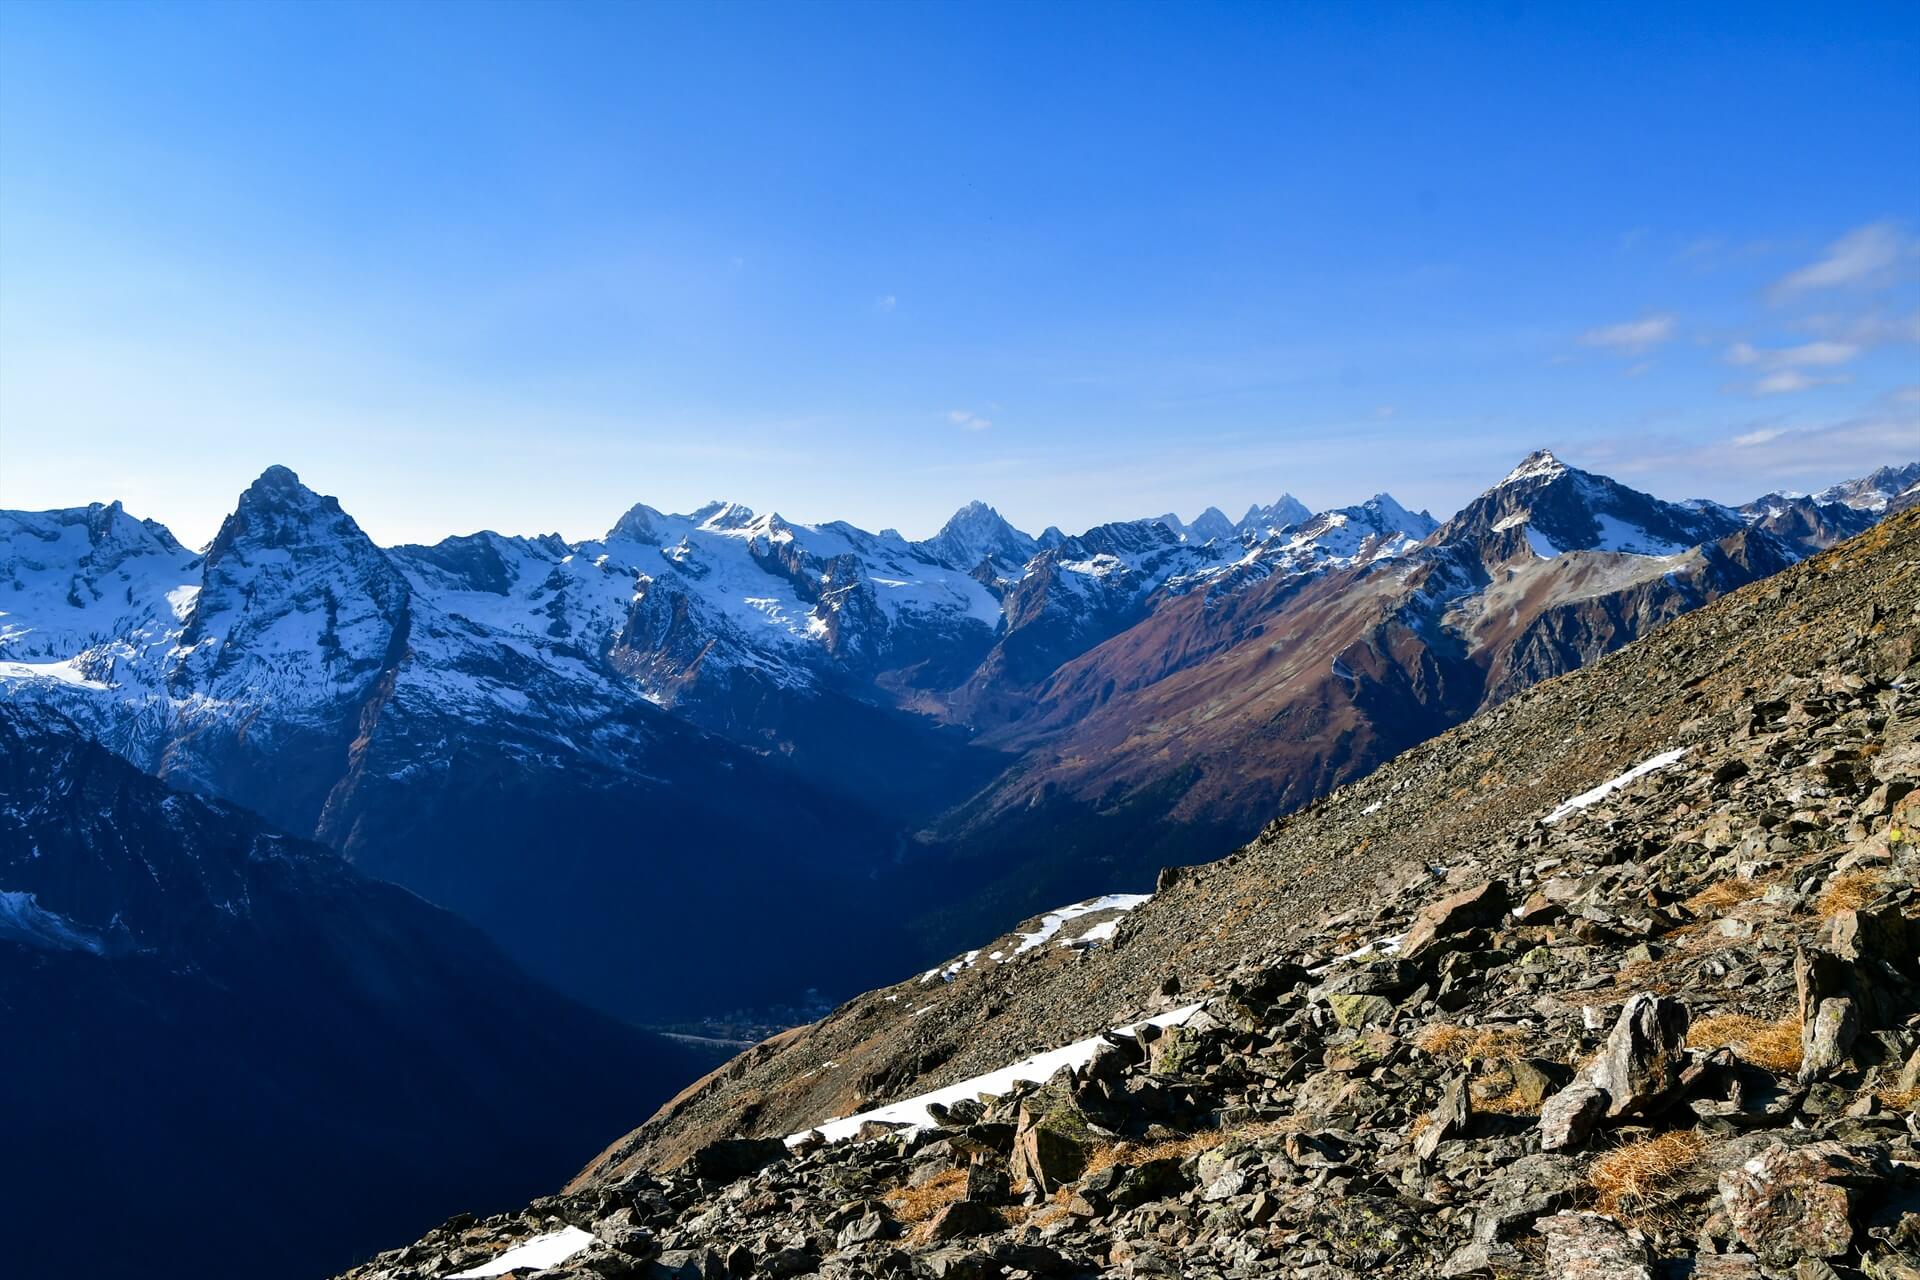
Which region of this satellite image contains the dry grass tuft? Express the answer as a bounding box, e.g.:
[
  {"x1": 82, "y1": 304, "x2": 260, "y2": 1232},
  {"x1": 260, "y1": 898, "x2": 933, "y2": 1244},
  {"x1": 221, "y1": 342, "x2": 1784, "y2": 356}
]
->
[
  {"x1": 883, "y1": 1168, "x2": 968, "y2": 1235},
  {"x1": 1817, "y1": 868, "x2": 1886, "y2": 918},
  {"x1": 1685, "y1": 878, "x2": 1763, "y2": 915},
  {"x1": 1590, "y1": 1130, "x2": 1708, "y2": 1219},
  {"x1": 1414, "y1": 1023, "x2": 1530, "y2": 1065},
  {"x1": 1687, "y1": 1012, "x2": 1803, "y2": 1074},
  {"x1": 1083, "y1": 1119, "x2": 1294, "y2": 1181},
  {"x1": 1875, "y1": 1084, "x2": 1919, "y2": 1112}
]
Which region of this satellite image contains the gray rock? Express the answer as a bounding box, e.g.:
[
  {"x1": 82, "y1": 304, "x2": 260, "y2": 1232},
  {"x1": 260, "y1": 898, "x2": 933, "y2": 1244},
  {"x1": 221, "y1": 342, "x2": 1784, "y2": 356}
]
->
[
  {"x1": 1539, "y1": 1080, "x2": 1609, "y2": 1151},
  {"x1": 1415, "y1": 1074, "x2": 1471, "y2": 1160},
  {"x1": 1590, "y1": 993, "x2": 1690, "y2": 1117},
  {"x1": 1800, "y1": 996, "x2": 1859, "y2": 1081},
  {"x1": 1534, "y1": 1212, "x2": 1652, "y2": 1280}
]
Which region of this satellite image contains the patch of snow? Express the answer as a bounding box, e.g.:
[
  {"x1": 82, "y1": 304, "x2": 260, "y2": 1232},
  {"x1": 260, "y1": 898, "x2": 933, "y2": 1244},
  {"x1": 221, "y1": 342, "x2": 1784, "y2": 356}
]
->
[
  {"x1": 1011, "y1": 893, "x2": 1152, "y2": 955},
  {"x1": 1310, "y1": 932, "x2": 1405, "y2": 975},
  {"x1": 787, "y1": 1002, "x2": 1206, "y2": 1146},
  {"x1": 1060, "y1": 918, "x2": 1121, "y2": 946},
  {"x1": 1361, "y1": 800, "x2": 1383, "y2": 815},
  {"x1": 447, "y1": 1227, "x2": 596, "y2": 1278},
  {"x1": 0, "y1": 891, "x2": 104, "y2": 953},
  {"x1": 0, "y1": 658, "x2": 111, "y2": 690},
  {"x1": 1590, "y1": 513, "x2": 1685, "y2": 556},
  {"x1": 1544, "y1": 748, "x2": 1689, "y2": 824},
  {"x1": 1524, "y1": 527, "x2": 1561, "y2": 560},
  {"x1": 1502, "y1": 451, "x2": 1567, "y2": 486}
]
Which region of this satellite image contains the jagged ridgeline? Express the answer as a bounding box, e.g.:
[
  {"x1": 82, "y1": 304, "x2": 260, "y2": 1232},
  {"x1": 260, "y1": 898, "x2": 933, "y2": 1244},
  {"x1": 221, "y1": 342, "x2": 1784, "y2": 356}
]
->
[
  {"x1": 339, "y1": 508, "x2": 1919, "y2": 1279},
  {"x1": 3, "y1": 457, "x2": 1914, "y2": 1031}
]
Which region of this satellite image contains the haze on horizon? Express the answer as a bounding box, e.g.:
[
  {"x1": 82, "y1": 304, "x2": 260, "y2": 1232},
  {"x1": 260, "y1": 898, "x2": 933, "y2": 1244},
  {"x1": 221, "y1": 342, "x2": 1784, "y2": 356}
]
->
[{"x1": 2, "y1": 0, "x2": 1917, "y2": 550}]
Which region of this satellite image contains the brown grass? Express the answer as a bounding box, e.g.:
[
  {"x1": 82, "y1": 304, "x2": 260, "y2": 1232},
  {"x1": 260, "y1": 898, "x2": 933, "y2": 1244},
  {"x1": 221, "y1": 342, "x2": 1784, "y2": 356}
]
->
[
  {"x1": 1414, "y1": 1023, "x2": 1530, "y2": 1065},
  {"x1": 1687, "y1": 1013, "x2": 1802, "y2": 1074},
  {"x1": 1685, "y1": 878, "x2": 1764, "y2": 914},
  {"x1": 882, "y1": 1168, "x2": 967, "y2": 1236},
  {"x1": 1875, "y1": 1084, "x2": 1919, "y2": 1112},
  {"x1": 1589, "y1": 1130, "x2": 1707, "y2": 1219},
  {"x1": 1475, "y1": 1077, "x2": 1543, "y2": 1116},
  {"x1": 1817, "y1": 868, "x2": 1886, "y2": 917}
]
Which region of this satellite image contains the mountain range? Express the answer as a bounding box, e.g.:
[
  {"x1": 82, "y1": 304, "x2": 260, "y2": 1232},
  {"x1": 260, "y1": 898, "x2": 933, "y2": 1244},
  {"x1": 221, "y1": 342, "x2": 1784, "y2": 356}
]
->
[
  {"x1": 5, "y1": 452, "x2": 1918, "y2": 1280},
  {"x1": 3, "y1": 455, "x2": 1915, "y2": 1024}
]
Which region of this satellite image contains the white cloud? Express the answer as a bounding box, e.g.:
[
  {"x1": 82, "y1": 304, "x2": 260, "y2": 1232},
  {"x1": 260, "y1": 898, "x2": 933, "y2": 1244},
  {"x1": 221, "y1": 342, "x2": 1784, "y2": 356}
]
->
[
  {"x1": 1770, "y1": 221, "x2": 1915, "y2": 299},
  {"x1": 1750, "y1": 369, "x2": 1848, "y2": 396},
  {"x1": 1731, "y1": 427, "x2": 1786, "y2": 447},
  {"x1": 1580, "y1": 314, "x2": 1677, "y2": 354},
  {"x1": 875, "y1": 295, "x2": 897, "y2": 313},
  {"x1": 947, "y1": 409, "x2": 992, "y2": 431},
  {"x1": 1725, "y1": 339, "x2": 1860, "y2": 369}
]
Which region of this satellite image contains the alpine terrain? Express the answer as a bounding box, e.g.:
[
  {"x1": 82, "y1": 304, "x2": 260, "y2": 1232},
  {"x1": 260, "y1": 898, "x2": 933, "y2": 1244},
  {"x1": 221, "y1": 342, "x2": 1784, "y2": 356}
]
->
[
  {"x1": 2, "y1": 455, "x2": 1914, "y2": 1024},
  {"x1": 331, "y1": 495, "x2": 1920, "y2": 1280}
]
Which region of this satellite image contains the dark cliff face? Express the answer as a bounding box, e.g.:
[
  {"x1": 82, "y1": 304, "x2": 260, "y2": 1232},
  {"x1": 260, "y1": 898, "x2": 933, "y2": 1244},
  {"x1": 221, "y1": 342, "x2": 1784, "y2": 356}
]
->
[{"x1": 0, "y1": 703, "x2": 708, "y2": 1280}]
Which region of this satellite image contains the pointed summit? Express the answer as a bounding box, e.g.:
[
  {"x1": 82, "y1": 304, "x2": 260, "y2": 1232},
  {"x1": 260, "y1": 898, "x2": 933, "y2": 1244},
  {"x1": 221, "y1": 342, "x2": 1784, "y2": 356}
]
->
[
  {"x1": 1185, "y1": 507, "x2": 1237, "y2": 543},
  {"x1": 178, "y1": 466, "x2": 408, "y2": 702},
  {"x1": 1236, "y1": 494, "x2": 1312, "y2": 539},
  {"x1": 606, "y1": 502, "x2": 668, "y2": 544},
  {"x1": 919, "y1": 501, "x2": 1037, "y2": 572},
  {"x1": 1438, "y1": 452, "x2": 1743, "y2": 564},
  {"x1": 1499, "y1": 449, "x2": 1568, "y2": 487}
]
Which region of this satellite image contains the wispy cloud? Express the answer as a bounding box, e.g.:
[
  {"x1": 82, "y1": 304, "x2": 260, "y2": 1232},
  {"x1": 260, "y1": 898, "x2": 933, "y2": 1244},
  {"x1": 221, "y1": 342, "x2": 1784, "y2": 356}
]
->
[
  {"x1": 874, "y1": 295, "x2": 897, "y2": 313},
  {"x1": 1749, "y1": 369, "x2": 1849, "y2": 396},
  {"x1": 1770, "y1": 221, "x2": 1916, "y2": 300},
  {"x1": 1579, "y1": 313, "x2": 1676, "y2": 354},
  {"x1": 1725, "y1": 339, "x2": 1860, "y2": 369},
  {"x1": 947, "y1": 409, "x2": 992, "y2": 431},
  {"x1": 1803, "y1": 308, "x2": 1920, "y2": 347},
  {"x1": 1577, "y1": 396, "x2": 1918, "y2": 496}
]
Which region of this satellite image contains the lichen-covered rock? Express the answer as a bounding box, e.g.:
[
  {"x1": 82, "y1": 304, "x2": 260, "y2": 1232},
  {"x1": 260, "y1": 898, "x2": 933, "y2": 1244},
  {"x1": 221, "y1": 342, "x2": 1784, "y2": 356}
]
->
[
  {"x1": 1718, "y1": 1140, "x2": 1871, "y2": 1265},
  {"x1": 1534, "y1": 1212, "x2": 1652, "y2": 1280}
]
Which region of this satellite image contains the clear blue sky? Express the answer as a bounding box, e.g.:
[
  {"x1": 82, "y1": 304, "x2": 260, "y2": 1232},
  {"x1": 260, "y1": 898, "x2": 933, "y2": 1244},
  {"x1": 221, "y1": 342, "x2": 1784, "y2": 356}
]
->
[{"x1": 2, "y1": 0, "x2": 1916, "y2": 548}]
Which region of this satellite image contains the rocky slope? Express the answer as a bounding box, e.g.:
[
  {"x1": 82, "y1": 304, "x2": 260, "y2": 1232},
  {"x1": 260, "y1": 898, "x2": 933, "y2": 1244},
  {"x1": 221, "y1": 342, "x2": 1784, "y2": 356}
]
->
[
  {"x1": 336, "y1": 507, "x2": 1920, "y2": 1280},
  {"x1": 0, "y1": 703, "x2": 708, "y2": 1280}
]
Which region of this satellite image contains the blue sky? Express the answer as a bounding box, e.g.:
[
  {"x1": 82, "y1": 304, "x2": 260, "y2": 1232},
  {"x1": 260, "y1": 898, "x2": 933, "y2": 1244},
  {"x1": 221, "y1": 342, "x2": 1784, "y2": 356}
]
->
[{"x1": 2, "y1": 0, "x2": 1917, "y2": 547}]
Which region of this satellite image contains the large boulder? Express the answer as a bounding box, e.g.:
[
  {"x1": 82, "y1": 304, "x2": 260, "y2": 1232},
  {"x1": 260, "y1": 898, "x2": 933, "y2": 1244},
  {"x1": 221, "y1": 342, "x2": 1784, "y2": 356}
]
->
[
  {"x1": 1717, "y1": 1140, "x2": 1875, "y2": 1265},
  {"x1": 1590, "y1": 994, "x2": 1689, "y2": 1118},
  {"x1": 680, "y1": 1137, "x2": 789, "y2": 1183},
  {"x1": 1402, "y1": 880, "x2": 1511, "y2": 960},
  {"x1": 1009, "y1": 1083, "x2": 1105, "y2": 1196}
]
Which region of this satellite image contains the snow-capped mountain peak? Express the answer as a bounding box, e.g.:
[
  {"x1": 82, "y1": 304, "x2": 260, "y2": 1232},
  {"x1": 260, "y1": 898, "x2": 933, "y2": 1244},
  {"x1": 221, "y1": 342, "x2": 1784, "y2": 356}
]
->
[
  {"x1": 1499, "y1": 448, "x2": 1568, "y2": 487},
  {"x1": 1441, "y1": 451, "x2": 1743, "y2": 566},
  {"x1": 1814, "y1": 461, "x2": 1920, "y2": 513},
  {"x1": 606, "y1": 501, "x2": 669, "y2": 544},
  {"x1": 689, "y1": 500, "x2": 758, "y2": 531},
  {"x1": 917, "y1": 500, "x2": 1038, "y2": 574},
  {"x1": 1235, "y1": 494, "x2": 1312, "y2": 539}
]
